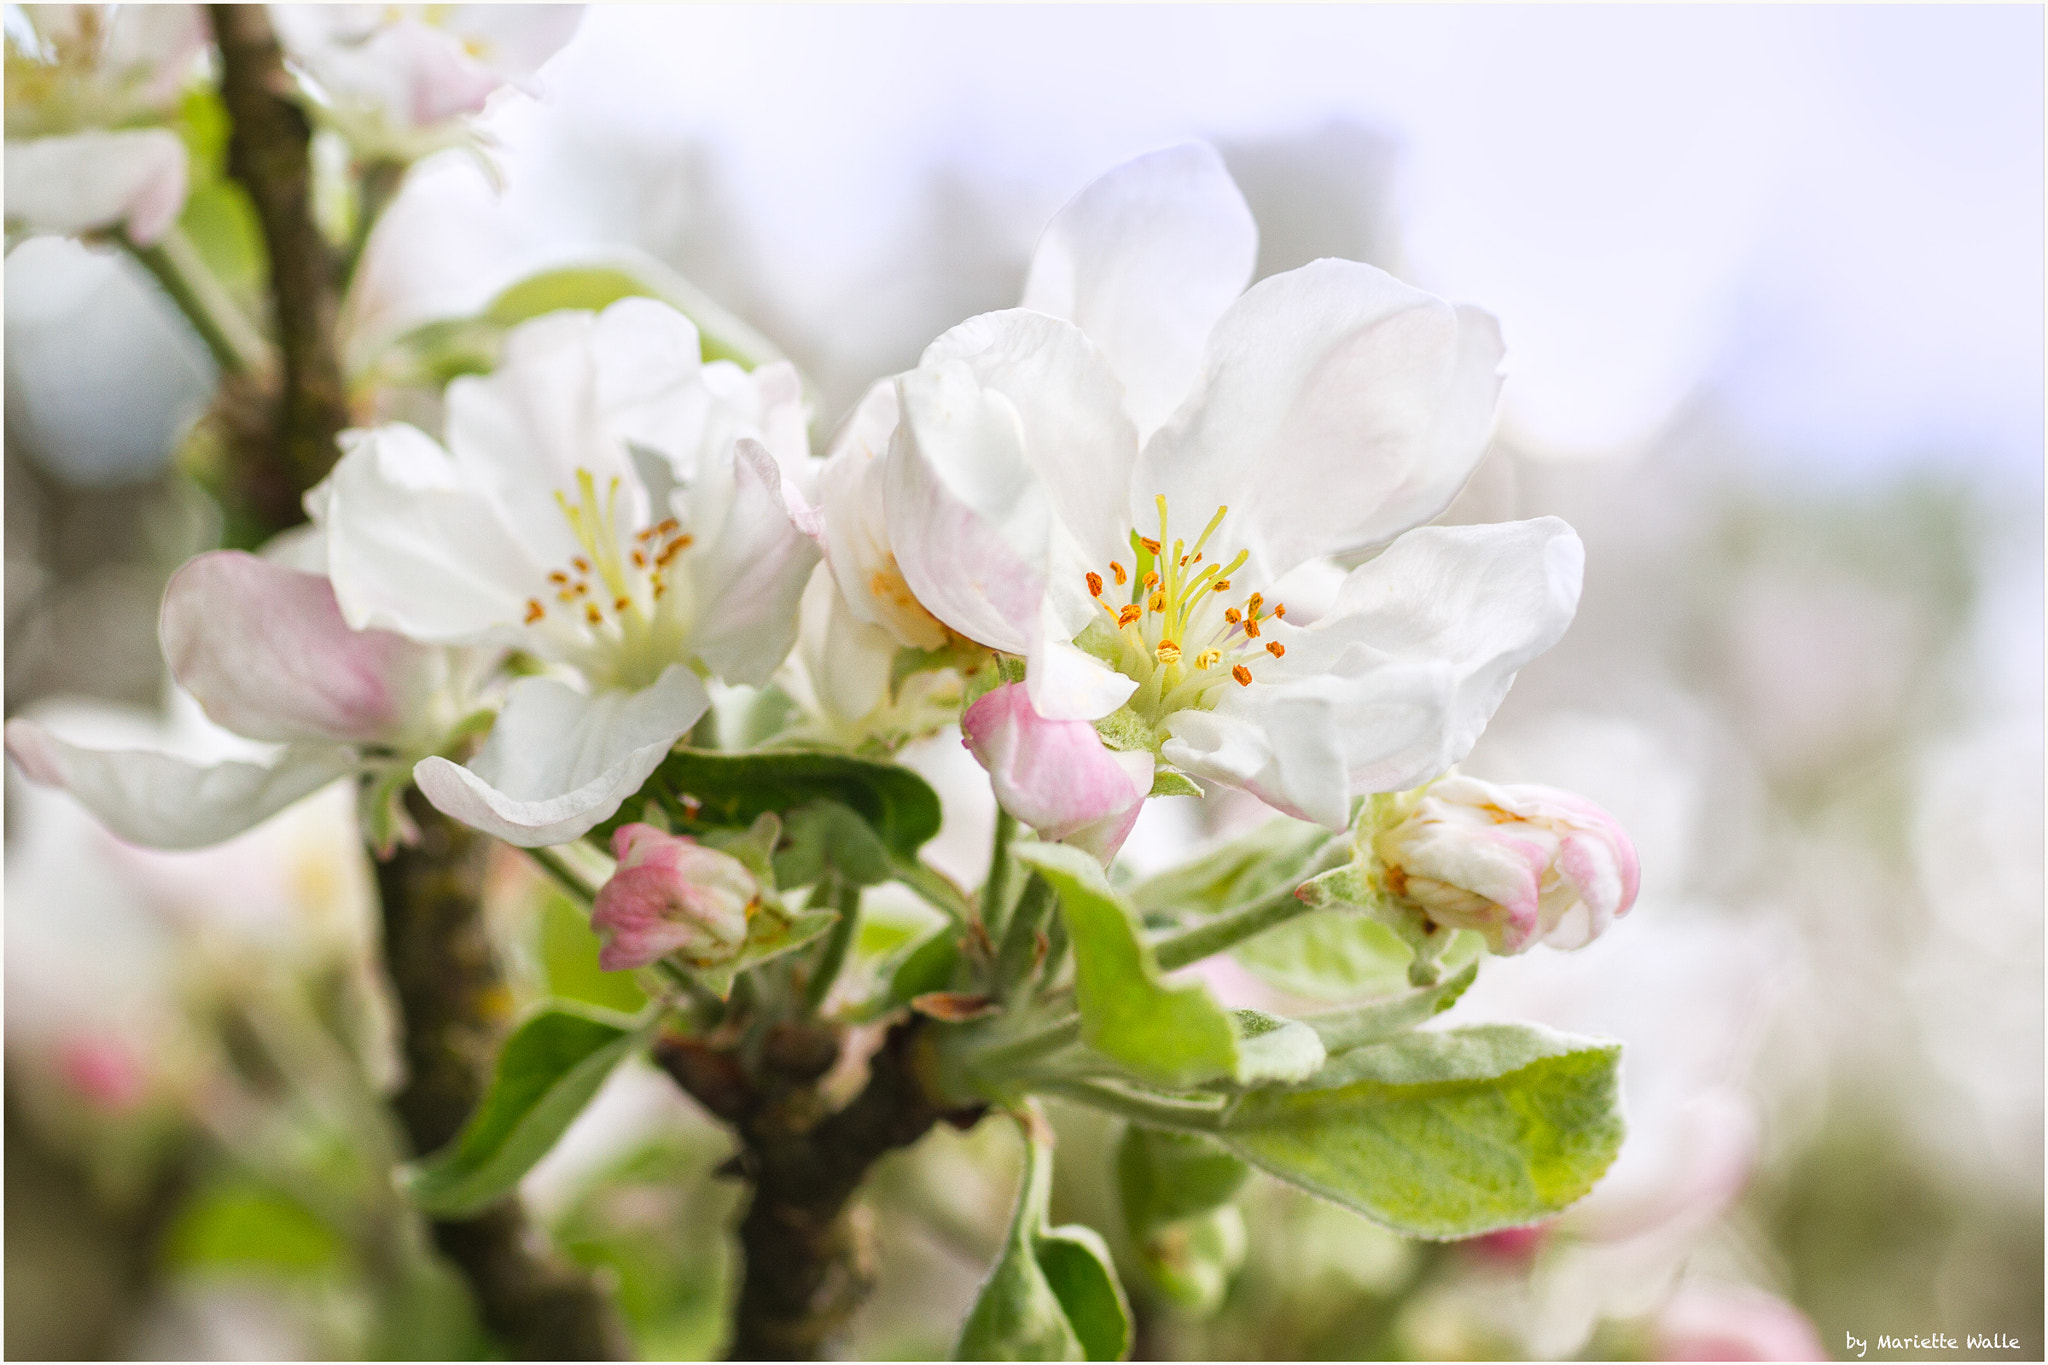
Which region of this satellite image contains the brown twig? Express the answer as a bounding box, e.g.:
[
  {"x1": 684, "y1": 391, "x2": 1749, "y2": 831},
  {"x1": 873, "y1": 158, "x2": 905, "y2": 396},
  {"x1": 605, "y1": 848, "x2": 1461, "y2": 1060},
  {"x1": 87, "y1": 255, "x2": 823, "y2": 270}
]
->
[
  {"x1": 207, "y1": 4, "x2": 350, "y2": 534},
  {"x1": 656, "y1": 1018, "x2": 981, "y2": 1360},
  {"x1": 376, "y1": 791, "x2": 634, "y2": 1360}
]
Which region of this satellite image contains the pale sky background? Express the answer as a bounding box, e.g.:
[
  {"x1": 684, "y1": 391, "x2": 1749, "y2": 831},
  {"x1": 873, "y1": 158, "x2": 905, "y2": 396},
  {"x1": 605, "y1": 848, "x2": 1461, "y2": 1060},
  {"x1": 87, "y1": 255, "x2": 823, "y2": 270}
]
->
[{"x1": 478, "y1": 3, "x2": 2041, "y2": 482}]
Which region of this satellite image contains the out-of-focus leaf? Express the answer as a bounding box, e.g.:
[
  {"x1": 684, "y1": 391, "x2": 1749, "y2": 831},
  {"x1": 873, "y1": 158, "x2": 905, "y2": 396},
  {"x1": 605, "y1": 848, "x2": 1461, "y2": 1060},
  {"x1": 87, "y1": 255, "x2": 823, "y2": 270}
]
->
[
  {"x1": 162, "y1": 1180, "x2": 344, "y2": 1274},
  {"x1": 1136, "y1": 1205, "x2": 1246, "y2": 1315},
  {"x1": 955, "y1": 1116, "x2": 1131, "y2": 1361},
  {"x1": 1116, "y1": 1127, "x2": 1249, "y2": 1233},
  {"x1": 607, "y1": 747, "x2": 942, "y2": 863},
  {"x1": 540, "y1": 891, "x2": 648, "y2": 1014},
  {"x1": 1127, "y1": 817, "x2": 1329, "y2": 919},
  {"x1": 880, "y1": 925, "x2": 964, "y2": 1013},
  {"x1": 1305, "y1": 960, "x2": 1477, "y2": 1054},
  {"x1": 1015, "y1": 843, "x2": 1238, "y2": 1091},
  {"x1": 774, "y1": 799, "x2": 897, "y2": 889},
  {"x1": 1216, "y1": 1024, "x2": 1624, "y2": 1239},
  {"x1": 405, "y1": 1006, "x2": 645, "y2": 1217},
  {"x1": 1232, "y1": 908, "x2": 1482, "y2": 1001}
]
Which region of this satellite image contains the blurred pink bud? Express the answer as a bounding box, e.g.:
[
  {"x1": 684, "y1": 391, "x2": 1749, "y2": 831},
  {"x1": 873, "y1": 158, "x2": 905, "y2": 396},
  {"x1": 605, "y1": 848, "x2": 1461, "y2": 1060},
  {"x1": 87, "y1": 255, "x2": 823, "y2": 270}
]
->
[
  {"x1": 961, "y1": 683, "x2": 1153, "y2": 862},
  {"x1": 591, "y1": 824, "x2": 756, "y2": 972},
  {"x1": 1373, "y1": 775, "x2": 1640, "y2": 954},
  {"x1": 1652, "y1": 1279, "x2": 1826, "y2": 1361},
  {"x1": 57, "y1": 1036, "x2": 150, "y2": 1113},
  {"x1": 1462, "y1": 1221, "x2": 1552, "y2": 1264}
]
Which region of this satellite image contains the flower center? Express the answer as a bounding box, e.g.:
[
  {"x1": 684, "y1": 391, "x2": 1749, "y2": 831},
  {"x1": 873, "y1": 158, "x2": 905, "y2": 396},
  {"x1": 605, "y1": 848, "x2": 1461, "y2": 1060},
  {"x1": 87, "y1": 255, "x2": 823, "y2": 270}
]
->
[
  {"x1": 518, "y1": 469, "x2": 697, "y2": 690},
  {"x1": 1082, "y1": 496, "x2": 1285, "y2": 724}
]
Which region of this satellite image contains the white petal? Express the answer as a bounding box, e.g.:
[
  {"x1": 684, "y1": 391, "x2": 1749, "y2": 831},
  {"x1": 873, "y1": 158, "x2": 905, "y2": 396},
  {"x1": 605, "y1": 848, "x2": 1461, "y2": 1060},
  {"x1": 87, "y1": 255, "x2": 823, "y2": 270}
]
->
[
  {"x1": 791, "y1": 564, "x2": 896, "y2": 728},
  {"x1": 817, "y1": 380, "x2": 949, "y2": 650},
  {"x1": 4, "y1": 130, "x2": 189, "y2": 246},
  {"x1": 1023, "y1": 611, "x2": 1136, "y2": 723},
  {"x1": 443, "y1": 310, "x2": 647, "y2": 562},
  {"x1": 885, "y1": 363, "x2": 1050, "y2": 654},
  {"x1": 686, "y1": 439, "x2": 822, "y2": 687},
  {"x1": 1162, "y1": 692, "x2": 1353, "y2": 830},
  {"x1": 319, "y1": 423, "x2": 541, "y2": 644},
  {"x1": 160, "y1": 551, "x2": 438, "y2": 746},
  {"x1": 1021, "y1": 142, "x2": 1256, "y2": 440},
  {"x1": 1138, "y1": 260, "x2": 1505, "y2": 578},
  {"x1": 5, "y1": 719, "x2": 356, "y2": 850},
  {"x1": 414, "y1": 665, "x2": 709, "y2": 847},
  {"x1": 920, "y1": 309, "x2": 1138, "y2": 572},
  {"x1": 1214, "y1": 518, "x2": 1584, "y2": 803}
]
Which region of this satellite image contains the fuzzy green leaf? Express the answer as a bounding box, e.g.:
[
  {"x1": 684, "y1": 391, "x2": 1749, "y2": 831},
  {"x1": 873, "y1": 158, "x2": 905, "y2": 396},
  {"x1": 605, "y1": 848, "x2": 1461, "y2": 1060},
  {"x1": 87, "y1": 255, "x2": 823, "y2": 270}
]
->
[
  {"x1": 1225, "y1": 1009, "x2": 1327, "y2": 1086},
  {"x1": 1116, "y1": 1128, "x2": 1250, "y2": 1233},
  {"x1": 1304, "y1": 960, "x2": 1478, "y2": 1054},
  {"x1": 1035, "y1": 1226, "x2": 1131, "y2": 1361},
  {"x1": 773, "y1": 800, "x2": 898, "y2": 889},
  {"x1": 405, "y1": 1007, "x2": 645, "y2": 1217},
  {"x1": 607, "y1": 748, "x2": 942, "y2": 862},
  {"x1": 1217, "y1": 1024, "x2": 1625, "y2": 1239},
  {"x1": 693, "y1": 908, "x2": 839, "y2": 1000},
  {"x1": 1014, "y1": 843, "x2": 1238, "y2": 1090}
]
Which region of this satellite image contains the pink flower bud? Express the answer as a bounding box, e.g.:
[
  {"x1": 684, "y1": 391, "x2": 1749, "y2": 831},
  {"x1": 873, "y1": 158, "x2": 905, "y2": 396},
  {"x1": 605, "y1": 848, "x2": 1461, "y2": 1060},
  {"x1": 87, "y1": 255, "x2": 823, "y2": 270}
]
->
[
  {"x1": 1651, "y1": 1279, "x2": 1826, "y2": 1361},
  {"x1": 961, "y1": 683, "x2": 1154, "y2": 863},
  {"x1": 590, "y1": 824, "x2": 757, "y2": 972},
  {"x1": 1373, "y1": 775, "x2": 1640, "y2": 955}
]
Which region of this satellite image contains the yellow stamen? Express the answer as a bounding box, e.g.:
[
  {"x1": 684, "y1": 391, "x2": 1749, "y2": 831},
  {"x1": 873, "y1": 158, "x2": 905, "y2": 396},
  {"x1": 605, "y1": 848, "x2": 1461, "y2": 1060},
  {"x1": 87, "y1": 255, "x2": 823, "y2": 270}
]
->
[
  {"x1": 1194, "y1": 649, "x2": 1221, "y2": 670},
  {"x1": 584, "y1": 603, "x2": 603, "y2": 625},
  {"x1": 1148, "y1": 591, "x2": 1166, "y2": 613}
]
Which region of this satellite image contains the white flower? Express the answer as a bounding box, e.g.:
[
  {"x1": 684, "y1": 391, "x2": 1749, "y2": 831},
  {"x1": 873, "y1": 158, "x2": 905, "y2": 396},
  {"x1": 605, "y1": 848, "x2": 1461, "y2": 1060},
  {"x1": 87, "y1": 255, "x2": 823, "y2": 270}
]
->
[
  {"x1": 313, "y1": 298, "x2": 819, "y2": 846},
  {"x1": 777, "y1": 563, "x2": 961, "y2": 751},
  {"x1": 4, "y1": 4, "x2": 206, "y2": 244},
  {"x1": 5, "y1": 548, "x2": 477, "y2": 850},
  {"x1": 269, "y1": 4, "x2": 582, "y2": 162},
  {"x1": 887, "y1": 142, "x2": 1582, "y2": 828},
  {"x1": 814, "y1": 379, "x2": 951, "y2": 651}
]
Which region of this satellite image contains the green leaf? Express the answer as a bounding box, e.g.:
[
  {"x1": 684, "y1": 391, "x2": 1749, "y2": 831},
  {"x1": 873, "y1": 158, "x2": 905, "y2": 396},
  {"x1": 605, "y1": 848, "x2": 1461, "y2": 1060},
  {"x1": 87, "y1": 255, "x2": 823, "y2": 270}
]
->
[
  {"x1": 1034, "y1": 1226, "x2": 1131, "y2": 1361},
  {"x1": 1116, "y1": 1128, "x2": 1250, "y2": 1233},
  {"x1": 1135, "y1": 1205, "x2": 1246, "y2": 1315},
  {"x1": 1015, "y1": 844, "x2": 1238, "y2": 1090},
  {"x1": 539, "y1": 892, "x2": 648, "y2": 1015},
  {"x1": 955, "y1": 1116, "x2": 1130, "y2": 1361},
  {"x1": 883, "y1": 926, "x2": 965, "y2": 1012},
  {"x1": 162, "y1": 1180, "x2": 345, "y2": 1275},
  {"x1": 1305, "y1": 960, "x2": 1477, "y2": 1054},
  {"x1": 405, "y1": 1006, "x2": 646, "y2": 1217},
  {"x1": 1216, "y1": 1024, "x2": 1625, "y2": 1240},
  {"x1": 1127, "y1": 817, "x2": 1329, "y2": 919},
  {"x1": 693, "y1": 908, "x2": 840, "y2": 1000},
  {"x1": 1232, "y1": 908, "x2": 1481, "y2": 1001},
  {"x1": 486, "y1": 265, "x2": 660, "y2": 328},
  {"x1": 774, "y1": 800, "x2": 897, "y2": 889},
  {"x1": 1225, "y1": 1009, "x2": 1326, "y2": 1086},
  {"x1": 611, "y1": 748, "x2": 942, "y2": 862}
]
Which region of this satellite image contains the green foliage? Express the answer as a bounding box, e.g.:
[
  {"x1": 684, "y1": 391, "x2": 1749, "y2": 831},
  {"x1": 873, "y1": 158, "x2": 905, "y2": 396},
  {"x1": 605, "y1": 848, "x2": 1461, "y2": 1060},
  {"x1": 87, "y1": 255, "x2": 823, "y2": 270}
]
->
[
  {"x1": 1304, "y1": 961, "x2": 1477, "y2": 1054},
  {"x1": 1222, "y1": 1009, "x2": 1327, "y2": 1087},
  {"x1": 405, "y1": 1006, "x2": 647, "y2": 1217},
  {"x1": 540, "y1": 892, "x2": 648, "y2": 1014},
  {"x1": 1232, "y1": 908, "x2": 1481, "y2": 1000},
  {"x1": 1015, "y1": 844, "x2": 1239, "y2": 1091},
  {"x1": 1215, "y1": 1024, "x2": 1625, "y2": 1239},
  {"x1": 1127, "y1": 818, "x2": 1330, "y2": 920},
  {"x1": 607, "y1": 747, "x2": 942, "y2": 868},
  {"x1": 1116, "y1": 1127, "x2": 1252, "y2": 1315},
  {"x1": 955, "y1": 1118, "x2": 1131, "y2": 1361},
  {"x1": 692, "y1": 907, "x2": 840, "y2": 1001},
  {"x1": 774, "y1": 800, "x2": 898, "y2": 888},
  {"x1": 161, "y1": 1179, "x2": 346, "y2": 1275},
  {"x1": 1146, "y1": 770, "x2": 1204, "y2": 799}
]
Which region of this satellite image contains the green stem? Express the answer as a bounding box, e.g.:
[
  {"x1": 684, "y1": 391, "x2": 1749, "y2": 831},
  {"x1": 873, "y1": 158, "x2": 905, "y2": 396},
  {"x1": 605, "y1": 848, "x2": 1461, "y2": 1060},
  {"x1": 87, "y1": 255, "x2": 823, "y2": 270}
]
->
[
  {"x1": 1149, "y1": 834, "x2": 1349, "y2": 972},
  {"x1": 966, "y1": 1016, "x2": 1082, "y2": 1081},
  {"x1": 981, "y1": 808, "x2": 1019, "y2": 941},
  {"x1": 526, "y1": 845, "x2": 599, "y2": 906},
  {"x1": 803, "y1": 878, "x2": 862, "y2": 1014},
  {"x1": 891, "y1": 856, "x2": 970, "y2": 923},
  {"x1": 994, "y1": 872, "x2": 1053, "y2": 998},
  {"x1": 129, "y1": 227, "x2": 272, "y2": 375},
  {"x1": 1034, "y1": 1080, "x2": 1226, "y2": 1133},
  {"x1": 342, "y1": 156, "x2": 407, "y2": 284}
]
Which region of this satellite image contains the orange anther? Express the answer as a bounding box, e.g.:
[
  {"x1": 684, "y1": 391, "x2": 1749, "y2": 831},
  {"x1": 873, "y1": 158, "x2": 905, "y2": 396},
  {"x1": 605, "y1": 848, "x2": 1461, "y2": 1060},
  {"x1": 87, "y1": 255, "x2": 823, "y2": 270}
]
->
[
  {"x1": 573, "y1": 556, "x2": 592, "y2": 574},
  {"x1": 1139, "y1": 536, "x2": 1161, "y2": 554},
  {"x1": 1148, "y1": 592, "x2": 1166, "y2": 613},
  {"x1": 1142, "y1": 571, "x2": 1160, "y2": 590},
  {"x1": 1086, "y1": 571, "x2": 1103, "y2": 597},
  {"x1": 1266, "y1": 641, "x2": 1285, "y2": 658},
  {"x1": 584, "y1": 603, "x2": 603, "y2": 625},
  {"x1": 1273, "y1": 603, "x2": 1286, "y2": 619},
  {"x1": 1212, "y1": 578, "x2": 1231, "y2": 593},
  {"x1": 614, "y1": 596, "x2": 630, "y2": 613},
  {"x1": 1224, "y1": 607, "x2": 1242, "y2": 624},
  {"x1": 1116, "y1": 604, "x2": 1142, "y2": 627},
  {"x1": 1232, "y1": 664, "x2": 1253, "y2": 686},
  {"x1": 1244, "y1": 617, "x2": 1261, "y2": 639},
  {"x1": 524, "y1": 598, "x2": 545, "y2": 624},
  {"x1": 1247, "y1": 592, "x2": 1263, "y2": 613},
  {"x1": 1156, "y1": 640, "x2": 1181, "y2": 665},
  {"x1": 1111, "y1": 560, "x2": 1128, "y2": 585},
  {"x1": 548, "y1": 570, "x2": 570, "y2": 584}
]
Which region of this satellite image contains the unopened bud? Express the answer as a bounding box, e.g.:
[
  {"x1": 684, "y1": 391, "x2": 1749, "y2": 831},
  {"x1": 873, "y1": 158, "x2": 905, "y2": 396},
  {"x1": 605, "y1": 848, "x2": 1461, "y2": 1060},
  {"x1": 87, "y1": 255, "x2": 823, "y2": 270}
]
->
[
  {"x1": 1373, "y1": 776, "x2": 1639, "y2": 955},
  {"x1": 591, "y1": 824, "x2": 757, "y2": 972}
]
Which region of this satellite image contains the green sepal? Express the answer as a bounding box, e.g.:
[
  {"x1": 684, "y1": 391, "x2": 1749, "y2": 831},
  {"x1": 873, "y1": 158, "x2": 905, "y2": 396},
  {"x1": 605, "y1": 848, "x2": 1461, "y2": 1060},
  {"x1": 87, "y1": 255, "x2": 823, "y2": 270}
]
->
[
  {"x1": 774, "y1": 800, "x2": 896, "y2": 889},
  {"x1": 692, "y1": 908, "x2": 840, "y2": 1001},
  {"x1": 1305, "y1": 960, "x2": 1478, "y2": 1054},
  {"x1": 403, "y1": 1005, "x2": 650, "y2": 1217},
  {"x1": 1221, "y1": 1009, "x2": 1326, "y2": 1087},
  {"x1": 1092, "y1": 703, "x2": 1166, "y2": 756},
  {"x1": 1014, "y1": 844, "x2": 1238, "y2": 1091},
  {"x1": 1147, "y1": 769, "x2": 1204, "y2": 799},
  {"x1": 1215, "y1": 1023, "x2": 1625, "y2": 1240}
]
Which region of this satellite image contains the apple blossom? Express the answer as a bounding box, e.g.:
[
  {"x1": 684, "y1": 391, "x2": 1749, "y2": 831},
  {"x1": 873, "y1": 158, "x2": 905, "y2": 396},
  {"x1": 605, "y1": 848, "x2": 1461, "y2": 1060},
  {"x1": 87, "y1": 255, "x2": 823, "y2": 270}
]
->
[
  {"x1": 269, "y1": 5, "x2": 583, "y2": 162},
  {"x1": 5, "y1": 549, "x2": 480, "y2": 850},
  {"x1": 590, "y1": 823, "x2": 758, "y2": 972},
  {"x1": 4, "y1": 4, "x2": 206, "y2": 244},
  {"x1": 814, "y1": 380, "x2": 951, "y2": 651},
  {"x1": 1650, "y1": 1279, "x2": 1826, "y2": 1362},
  {"x1": 1371, "y1": 775, "x2": 1640, "y2": 954},
  {"x1": 313, "y1": 298, "x2": 818, "y2": 846},
  {"x1": 961, "y1": 682, "x2": 1153, "y2": 862},
  {"x1": 888, "y1": 142, "x2": 1582, "y2": 829},
  {"x1": 778, "y1": 564, "x2": 963, "y2": 752}
]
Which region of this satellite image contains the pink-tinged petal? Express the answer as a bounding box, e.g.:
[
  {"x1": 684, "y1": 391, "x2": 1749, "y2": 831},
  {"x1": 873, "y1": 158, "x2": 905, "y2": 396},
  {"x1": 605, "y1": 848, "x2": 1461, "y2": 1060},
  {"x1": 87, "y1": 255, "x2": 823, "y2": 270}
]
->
[
  {"x1": 817, "y1": 380, "x2": 950, "y2": 650},
  {"x1": 4, "y1": 719, "x2": 357, "y2": 851},
  {"x1": 1138, "y1": 260, "x2": 1503, "y2": 580},
  {"x1": 916, "y1": 309, "x2": 1138, "y2": 577},
  {"x1": 962, "y1": 683, "x2": 1152, "y2": 862},
  {"x1": 886, "y1": 363, "x2": 1050, "y2": 654},
  {"x1": 686, "y1": 438, "x2": 822, "y2": 687},
  {"x1": 413, "y1": 666, "x2": 708, "y2": 848},
  {"x1": 1022, "y1": 142, "x2": 1257, "y2": 440},
  {"x1": 1162, "y1": 688, "x2": 1353, "y2": 830},
  {"x1": 591, "y1": 824, "x2": 755, "y2": 971},
  {"x1": 160, "y1": 551, "x2": 435, "y2": 746},
  {"x1": 1651, "y1": 1281, "x2": 1826, "y2": 1362},
  {"x1": 4, "y1": 129, "x2": 190, "y2": 246}
]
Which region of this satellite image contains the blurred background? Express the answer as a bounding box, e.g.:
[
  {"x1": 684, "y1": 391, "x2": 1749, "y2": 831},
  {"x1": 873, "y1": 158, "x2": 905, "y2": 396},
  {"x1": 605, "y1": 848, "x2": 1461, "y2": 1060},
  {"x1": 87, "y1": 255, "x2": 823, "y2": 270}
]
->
[{"x1": 7, "y1": 5, "x2": 2040, "y2": 1360}]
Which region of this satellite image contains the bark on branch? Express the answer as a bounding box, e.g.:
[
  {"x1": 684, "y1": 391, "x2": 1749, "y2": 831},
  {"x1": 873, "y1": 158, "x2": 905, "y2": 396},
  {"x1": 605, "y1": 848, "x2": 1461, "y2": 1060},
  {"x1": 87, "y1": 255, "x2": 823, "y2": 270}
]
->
[
  {"x1": 376, "y1": 791, "x2": 634, "y2": 1360},
  {"x1": 206, "y1": 4, "x2": 350, "y2": 534}
]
